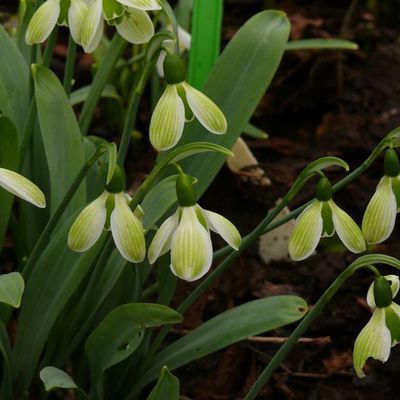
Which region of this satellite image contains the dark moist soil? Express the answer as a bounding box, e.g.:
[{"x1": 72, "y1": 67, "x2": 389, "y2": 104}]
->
[
  {"x1": 170, "y1": 1, "x2": 400, "y2": 399},
  {"x1": 3, "y1": 0, "x2": 400, "y2": 399}
]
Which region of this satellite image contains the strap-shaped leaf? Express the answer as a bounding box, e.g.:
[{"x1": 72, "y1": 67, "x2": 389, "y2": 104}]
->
[
  {"x1": 0, "y1": 272, "x2": 24, "y2": 308},
  {"x1": 286, "y1": 38, "x2": 358, "y2": 51},
  {"x1": 0, "y1": 26, "x2": 30, "y2": 137},
  {"x1": 147, "y1": 366, "x2": 179, "y2": 400},
  {"x1": 40, "y1": 366, "x2": 78, "y2": 391},
  {"x1": 33, "y1": 65, "x2": 87, "y2": 216},
  {"x1": 159, "y1": 10, "x2": 290, "y2": 197},
  {"x1": 134, "y1": 296, "x2": 307, "y2": 392}
]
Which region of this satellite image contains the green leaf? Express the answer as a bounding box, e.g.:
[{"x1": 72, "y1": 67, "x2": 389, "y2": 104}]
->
[
  {"x1": 134, "y1": 296, "x2": 307, "y2": 392},
  {"x1": 0, "y1": 116, "x2": 19, "y2": 249},
  {"x1": 0, "y1": 320, "x2": 12, "y2": 399},
  {"x1": 40, "y1": 366, "x2": 78, "y2": 391},
  {"x1": 286, "y1": 38, "x2": 358, "y2": 51},
  {"x1": 70, "y1": 84, "x2": 122, "y2": 106},
  {"x1": 147, "y1": 366, "x2": 179, "y2": 400},
  {"x1": 0, "y1": 26, "x2": 30, "y2": 138},
  {"x1": 0, "y1": 272, "x2": 24, "y2": 308},
  {"x1": 160, "y1": 10, "x2": 290, "y2": 197},
  {"x1": 33, "y1": 65, "x2": 87, "y2": 216},
  {"x1": 85, "y1": 303, "x2": 183, "y2": 395},
  {"x1": 12, "y1": 217, "x2": 105, "y2": 394},
  {"x1": 142, "y1": 175, "x2": 178, "y2": 230},
  {"x1": 243, "y1": 122, "x2": 268, "y2": 139}
]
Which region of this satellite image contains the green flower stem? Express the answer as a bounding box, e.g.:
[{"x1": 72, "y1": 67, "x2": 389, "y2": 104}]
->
[
  {"x1": 79, "y1": 35, "x2": 127, "y2": 136},
  {"x1": 22, "y1": 148, "x2": 108, "y2": 280},
  {"x1": 244, "y1": 254, "x2": 400, "y2": 400},
  {"x1": 214, "y1": 134, "x2": 390, "y2": 262},
  {"x1": 143, "y1": 133, "x2": 393, "y2": 367},
  {"x1": 42, "y1": 27, "x2": 59, "y2": 68},
  {"x1": 63, "y1": 36, "x2": 77, "y2": 97}
]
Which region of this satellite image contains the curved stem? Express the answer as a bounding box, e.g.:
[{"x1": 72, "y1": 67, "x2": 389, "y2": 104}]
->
[
  {"x1": 244, "y1": 254, "x2": 400, "y2": 400},
  {"x1": 63, "y1": 36, "x2": 77, "y2": 97},
  {"x1": 42, "y1": 27, "x2": 59, "y2": 68}
]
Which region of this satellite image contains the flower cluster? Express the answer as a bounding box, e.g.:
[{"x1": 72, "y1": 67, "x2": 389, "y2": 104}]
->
[
  {"x1": 353, "y1": 275, "x2": 400, "y2": 377},
  {"x1": 26, "y1": 0, "x2": 160, "y2": 52},
  {"x1": 68, "y1": 169, "x2": 241, "y2": 282}
]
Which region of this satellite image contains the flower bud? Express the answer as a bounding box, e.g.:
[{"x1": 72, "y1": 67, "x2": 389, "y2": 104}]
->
[
  {"x1": 106, "y1": 165, "x2": 125, "y2": 193},
  {"x1": 315, "y1": 177, "x2": 333, "y2": 201},
  {"x1": 374, "y1": 276, "x2": 393, "y2": 308},
  {"x1": 384, "y1": 149, "x2": 400, "y2": 177},
  {"x1": 163, "y1": 54, "x2": 186, "y2": 85},
  {"x1": 176, "y1": 173, "x2": 197, "y2": 207}
]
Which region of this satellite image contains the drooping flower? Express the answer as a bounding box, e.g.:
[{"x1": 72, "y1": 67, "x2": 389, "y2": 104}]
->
[
  {"x1": 353, "y1": 275, "x2": 400, "y2": 378},
  {"x1": 68, "y1": 167, "x2": 145, "y2": 262},
  {"x1": 149, "y1": 54, "x2": 227, "y2": 151},
  {"x1": 362, "y1": 149, "x2": 400, "y2": 244},
  {"x1": 288, "y1": 177, "x2": 366, "y2": 261},
  {"x1": 148, "y1": 173, "x2": 240, "y2": 281},
  {"x1": 26, "y1": 0, "x2": 158, "y2": 53},
  {"x1": 0, "y1": 168, "x2": 46, "y2": 208}
]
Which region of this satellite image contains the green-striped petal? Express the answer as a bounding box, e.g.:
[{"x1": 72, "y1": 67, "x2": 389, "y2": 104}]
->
[
  {"x1": 25, "y1": 0, "x2": 60, "y2": 45},
  {"x1": 115, "y1": 0, "x2": 161, "y2": 10},
  {"x1": 68, "y1": 192, "x2": 107, "y2": 252},
  {"x1": 353, "y1": 308, "x2": 391, "y2": 378},
  {"x1": 200, "y1": 207, "x2": 241, "y2": 250},
  {"x1": 362, "y1": 176, "x2": 397, "y2": 244},
  {"x1": 149, "y1": 84, "x2": 185, "y2": 151},
  {"x1": 0, "y1": 168, "x2": 46, "y2": 208},
  {"x1": 116, "y1": 8, "x2": 154, "y2": 44},
  {"x1": 110, "y1": 192, "x2": 146, "y2": 263},
  {"x1": 329, "y1": 200, "x2": 366, "y2": 253},
  {"x1": 182, "y1": 82, "x2": 227, "y2": 135},
  {"x1": 288, "y1": 201, "x2": 323, "y2": 261},
  {"x1": 170, "y1": 206, "x2": 213, "y2": 282},
  {"x1": 367, "y1": 275, "x2": 399, "y2": 308},
  {"x1": 69, "y1": 0, "x2": 103, "y2": 53},
  {"x1": 148, "y1": 211, "x2": 179, "y2": 264}
]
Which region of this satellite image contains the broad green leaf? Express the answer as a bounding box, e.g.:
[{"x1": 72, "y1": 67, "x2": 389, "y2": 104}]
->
[
  {"x1": 160, "y1": 10, "x2": 290, "y2": 197},
  {"x1": 147, "y1": 366, "x2": 179, "y2": 400},
  {"x1": 12, "y1": 216, "x2": 105, "y2": 394},
  {"x1": 0, "y1": 26, "x2": 30, "y2": 137},
  {"x1": 142, "y1": 175, "x2": 178, "y2": 230},
  {"x1": 0, "y1": 117, "x2": 19, "y2": 249},
  {"x1": 40, "y1": 366, "x2": 78, "y2": 391},
  {"x1": 70, "y1": 84, "x2": 121, "y2": 106},
  {"x1": 286, "y1": 38, "x2": 358, "y2": 51},
  {"x1": 33, "y1": 65, "x2": 87, "y2": 216},
  {"x1": 134, "y1": 296, "x2": 307, "y2": 392},
  {"x1": 85, "y1": 303, "x2": 183, "y2": 396},
  {"x1": 0, "y1": 272, "x2": 24, "y2": 308}
]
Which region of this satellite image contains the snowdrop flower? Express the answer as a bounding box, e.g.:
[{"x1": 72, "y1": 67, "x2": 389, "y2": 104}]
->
[
  {"x1": 150, "y1": 54, "x2": 227, "y2": 151},
  {"x1": 0, "y1": 168, "x2": 45, "y2": 208},
  {"x1": 353, "y1": 275, "x2": 400, "y2": 378},
  {"x1": 362, "y1": 149, "x2": 400, "y2": 244},
  {"x1": 26, "y1": 0, "x2": 158, "y2": 52},
  {"x1": 148, "y1": 173, "x2": 241, "y2": 281},
  {"x1": 68, "y1": 167, "x2": 145, "y2": 262},
  {"x1": 288, "y1": 177, "x2": 366, "y2": 261}
]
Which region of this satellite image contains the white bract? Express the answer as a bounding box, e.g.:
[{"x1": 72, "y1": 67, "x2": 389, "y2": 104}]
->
[
  {"x1": 0, "y1": 168, "x2": 46, "y2": 208},
  {"x1": 148, "y1": 205, "x2": 241, "y2": 282},
  {"x1": 288, "y1": 199, "x2": 366, "y2": 261},
  {"x1": 68, "y1": 191, "x2": 146, "y2": 263},
  {"x1": 353, "y1": 275, "x2": 400, "y2": 378},
  {"x1": 362, "y1": 175, "x2": 400, "y2": 244},
  {"x1": 26, "y1": 0, "x2": 158, "y2": 52}
]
